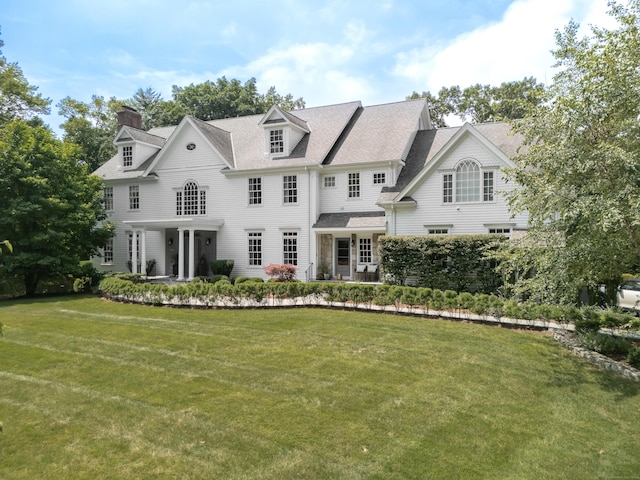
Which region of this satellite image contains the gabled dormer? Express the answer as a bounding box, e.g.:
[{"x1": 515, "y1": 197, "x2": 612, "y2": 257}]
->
[
  {"x1": 258, "y1": 105, "x2": 310, "y2": 159},
  {"x1": 113, "y1": 111, "x2": 166, "y2": 171}
]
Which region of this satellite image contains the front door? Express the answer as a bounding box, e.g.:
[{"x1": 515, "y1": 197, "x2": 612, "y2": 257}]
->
[{"x1": 335, "y1": 238, "x2": 350, "y2": 278}]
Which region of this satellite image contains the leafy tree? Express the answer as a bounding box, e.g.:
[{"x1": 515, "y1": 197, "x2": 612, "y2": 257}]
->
[
  {"x1": 129, "y1": 87, "x2": 180, "y2": 130},
  {"x1": 409, "y1": 77, "x2": 544, "y2": 126},
  {"x1": 57, "y1": 95, "x2": 123, "y2": 172},
  {"x1": 503, "y1": 0, "x2": 640, "y2": 304},
  {"x1": 171, "y1": 77, "x2": 304, "y2": 121},
  {"x1": 0, "y1": 120, "x2": 113, "y2": 295},
  {"x1": 0, "y1": 30, "x2": 50, "y2": 124}
]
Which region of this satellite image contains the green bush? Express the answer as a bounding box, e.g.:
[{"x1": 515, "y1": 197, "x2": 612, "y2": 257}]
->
[
  {"x1": 210, "y1": 260, "x2": 234, "y2": 277},
  {"x1": 627, "y1": 346, "x2": 640, "y2": 369},
  {"x1": 577, "y1": 332, "x2": 631, "y2": 356},
  {"x1": 73, "y1": 276, "x2": 92, "y2": 293},
  {"x1": 210, "y1": 275, "x2": 229, "y2": 284}
]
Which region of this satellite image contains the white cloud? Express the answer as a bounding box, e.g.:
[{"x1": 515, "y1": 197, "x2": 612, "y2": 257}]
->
[
  {"x1": 392, "y1": 0, "x2": 612, "y2": 91},
  {"x1": 223, "y1": 41, "x2": 377, "y2": 106}
]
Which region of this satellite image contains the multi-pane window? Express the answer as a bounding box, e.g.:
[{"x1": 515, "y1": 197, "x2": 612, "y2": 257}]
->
[
  {"x1": 128, "y1": 233, "x2": 140, "y2": 272},
  {"x1": 488, "y1": 227, "x2": 511, "y2": 236},
  {"x1": 103, "y1": 237, "x2": 113, "y2": 264},
  {"x1": 123, "y1": 146, "x2": 133, "y2": 167},
  {"x1": 249, "y1": 178, "x2": 262, "y2": 205},
  {"x1": 359, "y1": 238, "x2": 372, "y2": 264},
  {"x1": 483, "y1": 171, "x2": 494, "y2": 201},
  {"x1": 283, "y1": 175, "x2": 297, "y2": 204},
  {"x1": 103, "y1": 186, "x2": 113, "y2": 211},
  {"x1": 283, "y1": 231, "x2": 298, "y2": 265},
  {"x1": 323, "y1": 176, "x2": 335, "y2": 188},
  {"x1": 129, "y1": 185, "x2": 139, "y2": 210},
  {"x1": 428, "y1": 228, "x2": 449, "y2": 235},
  {"x1": 456, "y1": 160, "x2": 480, "y2": 202},
  {"x1": 176, "y1": 181, "x2": 206, "y2": 215},
  {"x1": 443, "y1": 174, "x2": 453, "y2": 203},
  {"x1": 443, "y1": 161, "x2": 494, "y2": 203},
  {"x1": 348, "y1": 172, "x2": 360, "y2": 198},
  {"x1": 248, "y1": 232, "x2": 262, "y2": 266},
  {"x1": 270, "y1": 129, "x2": 284, "y2": 154},
  {"x1": 373, "y1": 172, "x2": 386, "y2": 185}
]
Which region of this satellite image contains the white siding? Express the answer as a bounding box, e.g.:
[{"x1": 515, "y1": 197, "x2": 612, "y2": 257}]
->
[
  {"x1": 319, "y1": 167, "x2": 389, "y2": 213},
  {"x1": 393, "y1": 135, "x2": 528, "y2": 236}
]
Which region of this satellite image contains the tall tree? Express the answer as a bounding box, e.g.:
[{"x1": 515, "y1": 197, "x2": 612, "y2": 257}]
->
[
  {"x1": 409, "y1": 77, "x2": 544, "y2": 126},
  {"x1": 171, "y1": 77, "x2": 304, "y2": 121},
  {"x1": 57, "y1": 95, "x2": 123, "y2": 172},
  {"x1": 0, "y1": 30, "x2": 50, "y2": 124},
  {"x1": 502, "y1": 0, "x2": 640, "y2": 304},
  {"x1": 0, "y1": 120, "x2": 113, "y2": 295}
]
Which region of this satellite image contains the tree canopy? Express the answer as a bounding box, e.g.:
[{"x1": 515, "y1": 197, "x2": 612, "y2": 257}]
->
[
  {"x1": 0, "y1": 120, "x2": 113, "y2": 295},
  {"x1": 408, "y1": 77, "x2": 545, "y2": 127},
  {"x1": 58, "y1": 77, "x2": 305, "y2": 170},
  {"x1": 0, "y1": 31, "x2": 50, "y2": 124},
  {"x1": 501, "y1": 0, "x2": 640, "y2": 304}
]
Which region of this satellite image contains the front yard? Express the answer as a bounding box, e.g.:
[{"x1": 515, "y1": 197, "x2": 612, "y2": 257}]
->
[{"x1": 1, "y1": 295, "x2": 639, "y2": 479}]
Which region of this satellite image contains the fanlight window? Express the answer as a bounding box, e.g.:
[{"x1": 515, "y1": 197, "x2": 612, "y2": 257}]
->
[
  {"x1": 176, "y1": 181, "x2": 206, "y2": 216},
  {"x1": 443, "y1": 159, "x2": 494, "y2": 204}
]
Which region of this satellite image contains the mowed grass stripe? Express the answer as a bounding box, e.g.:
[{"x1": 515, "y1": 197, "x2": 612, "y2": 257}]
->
[{"x1": 1, "y1": 296, "x2": 640, "y2": 479}]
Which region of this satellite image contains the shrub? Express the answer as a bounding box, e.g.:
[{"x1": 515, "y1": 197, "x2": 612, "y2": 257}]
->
[
  {"x1": 210, "y1": 260, "x2": 234, "y2": 277},
  {"x1": 627, "y1": 346, "x2": 640, "y2": 369},
  {"x1": 577, "y1": 332, "x2": 631, "y2": 356},
  {"x1": 574, "y1": 317, "x2": 601, "y2": 334},
  {"x1": 73, "y1": 277, "x2": 92, "y2": 293},
  {"x1": 210, "y1": 275, "x2": 229, "y2": 284},
  {"x1": 264, "y1": 263, "x2": 297, "y2": 282}
]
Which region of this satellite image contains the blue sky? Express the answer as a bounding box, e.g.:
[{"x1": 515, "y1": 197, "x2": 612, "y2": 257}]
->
[{"x1": 2, "y1": 0, "x2": 612, "y2": 135}]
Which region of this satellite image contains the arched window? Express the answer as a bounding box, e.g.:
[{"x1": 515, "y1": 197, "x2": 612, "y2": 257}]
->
[
  {"x1": 456, "y1": 160, "x2": 480, "y2": 202},
  {"x1": 443, "y1": 159, "x2": 494, "y2": 204},
  {"x1": 176, "y1": 181, "x2": 206, "y2": 216}
]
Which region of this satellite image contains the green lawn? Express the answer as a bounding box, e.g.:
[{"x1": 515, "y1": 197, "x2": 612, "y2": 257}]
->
[{"x1": 1, "y1": 296, "x2": 639, "y2": 479}]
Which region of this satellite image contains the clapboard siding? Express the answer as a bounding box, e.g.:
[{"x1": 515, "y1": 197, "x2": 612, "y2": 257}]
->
[
  {"x1": 319, "y1": 167, "x2": 390, "y2": 213},
  {"x1": 393, "y1": 134, "x2": 528, "y2": 235}
]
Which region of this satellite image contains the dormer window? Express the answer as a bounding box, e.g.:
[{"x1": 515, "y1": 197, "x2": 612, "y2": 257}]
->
[
  {"x1": 123, "y1": 146, "x2": 133, "y2": 167},
  {"x1": 259, "y1": 105, "x2": 309, "y2": 159},
  {"x1": 270, "y1": 129, "x2": 284, "y2": 154}
]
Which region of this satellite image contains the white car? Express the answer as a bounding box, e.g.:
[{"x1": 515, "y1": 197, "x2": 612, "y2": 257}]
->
[{"x1": 617, "y1": 279, "x2": 640, "y2": 312}]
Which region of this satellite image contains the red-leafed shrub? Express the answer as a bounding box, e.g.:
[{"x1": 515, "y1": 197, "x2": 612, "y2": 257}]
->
[{"x1": 264, "y1": 263, "x2": 297, "y2": 282}]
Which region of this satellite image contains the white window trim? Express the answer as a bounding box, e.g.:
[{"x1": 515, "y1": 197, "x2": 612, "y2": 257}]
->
[
  {"x1": 440, "y1": 160, "x2": 496, "y2": 205},
  {"x1": 122, "y1": 145, "x2": 134, "y2": 168},
  {"x1": 424, "y1": 224, "x2": 453, "y2": 235},
  {"x1": 372, "y1": 172, "x2": 387, "y2": 186},
  {"x1": 322, "y1": 175, "x2": 336, "y2": 188},
  {"x1": 347, "y1": 172, "x2": 360, "y2": 200},
  {"x1": 248, "y1": 177, "x2": 263, "y2": 206}
]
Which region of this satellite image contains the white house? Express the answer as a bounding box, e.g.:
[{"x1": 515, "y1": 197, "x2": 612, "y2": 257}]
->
[{"x1": 93, "y1": 100, "x2": 527, "y2": 281}]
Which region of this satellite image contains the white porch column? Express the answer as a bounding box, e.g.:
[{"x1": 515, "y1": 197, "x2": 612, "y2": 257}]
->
[
  {"x1": 131, "y1": 231, "x2": 138, "y2": 274},
  {"x1": 188, "y1": 228, "x2": 195, "y2": 280},
  {"x1": 177, "y1": 228, "x2": 185, "y2": 280},
  {"x1": 140, "y1": 229, "x2": 147, "y2": 277}
]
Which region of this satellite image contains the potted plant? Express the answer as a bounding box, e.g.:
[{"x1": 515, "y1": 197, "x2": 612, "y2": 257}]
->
[{"x1": 317, "y1": 262, "x2": 331, "y2": 280}]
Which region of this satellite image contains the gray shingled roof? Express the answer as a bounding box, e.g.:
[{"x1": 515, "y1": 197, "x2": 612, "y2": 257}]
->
[
  {"x1": 379, "y1": 121, "x2": 523, "y2": 201},
  {"x1": 325, "y1": 99, "x2": 427, "y2": 166},
  {"x1": 188, "y1": 116, "x2": 234, "y2": 167},
  {"x1": 312, "y1": 211, "x2": 385, "y2": 229},
  {"x1": 115, "y1": 127, "x2": 166, "y2": 147}
]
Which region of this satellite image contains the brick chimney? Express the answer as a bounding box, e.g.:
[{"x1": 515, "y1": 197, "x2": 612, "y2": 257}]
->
[{"x1": 117, "y1": 106, "x2": 142, "y2": 131}]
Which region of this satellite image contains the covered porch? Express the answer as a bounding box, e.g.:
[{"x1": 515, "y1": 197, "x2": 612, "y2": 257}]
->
[
  {"x1": 312, "y1": 211, "x2": 386, "y2": 281},
  {"x1": 124, "y1": 218, "x2": 224, "y2": 281}
]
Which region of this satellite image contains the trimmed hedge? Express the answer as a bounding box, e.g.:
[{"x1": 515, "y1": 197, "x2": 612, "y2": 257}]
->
[
  {"x1": 99, "y1": 277, "x2": 640, "y2": 331},
  {"x1": 378, "y1": 234, "x2": 507, "y2": 293}
]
